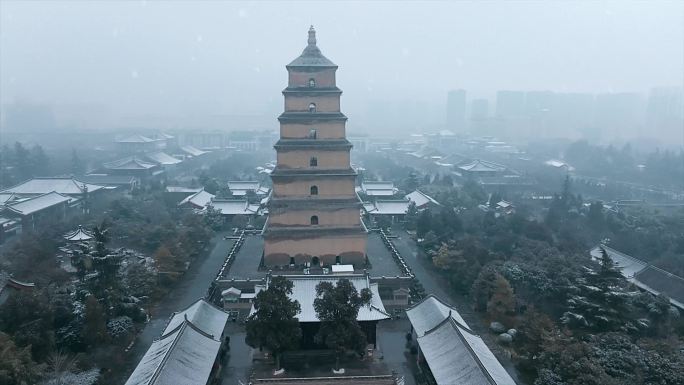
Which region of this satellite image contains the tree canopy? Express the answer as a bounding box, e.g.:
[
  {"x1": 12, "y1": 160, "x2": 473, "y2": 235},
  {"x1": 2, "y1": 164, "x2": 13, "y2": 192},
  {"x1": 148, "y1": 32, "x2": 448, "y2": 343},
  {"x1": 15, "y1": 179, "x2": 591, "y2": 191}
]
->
[
  {"x1": 245, "y1": 276, "x2": 302, "y2": 370},
  {"x1": 313, "y1": 279, "x2": 372, "y2": 369}
]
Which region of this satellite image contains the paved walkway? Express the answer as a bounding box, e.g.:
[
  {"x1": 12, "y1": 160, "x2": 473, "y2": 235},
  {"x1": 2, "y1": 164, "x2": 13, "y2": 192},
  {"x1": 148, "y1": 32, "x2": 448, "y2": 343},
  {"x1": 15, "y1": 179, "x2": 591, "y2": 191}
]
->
[
  {"x1": 376, "y1": 319, "x2": 416, "y2": 385},
  {"x1": 388, "y1": 227, "x2": 525, "y2": 384},
  {"x1": 367, "y1": 232, "x2": 403, "y2": 277},
  {"x1": 228, "y1": 234, "x2": 266, "y2": 279},
  {"x1": 221, "y1": 323, "x2": 253, "y2": 385},
  {"x1": 120, "y1": 231, "x2": 235, "y2": 381}
]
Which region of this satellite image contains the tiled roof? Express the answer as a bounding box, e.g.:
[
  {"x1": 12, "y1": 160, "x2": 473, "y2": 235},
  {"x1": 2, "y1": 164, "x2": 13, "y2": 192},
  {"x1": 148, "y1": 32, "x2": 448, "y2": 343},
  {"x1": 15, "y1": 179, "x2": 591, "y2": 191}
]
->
[
  {"x1": 78, "y1": 174, "x2": 137, "y2": 186},
  {"x1": 145, "y1": 152, "x2": 182, "y2": 165},
  {"x1": 179, "y1": 145, "x2": 208, "y2": 157},
  {"x1": 163, "y1": 299, "x2": 229, "y2": 338},
  {"x1": 591, "y1": 245, "x2": 684, "y2": 309},
  {"x1": 634, "y1": 267, "x2": 684, "y2": 309},
  {"x1": 209, "y1": 199, "x2": 259, "y2": 215},
  {"x1": 407, "y1": 295, "x2": 516, "y2": 385},
  {"x1": 228, "y1": 181, "x2": 260, "y2": 190},
  {"x1": 1, "y1": 177, "x2": 104, "y2": 196},
  {"x1": 124, "y1": 320, "x2": 221, "y2": 385},
  {"x1": 417, "y1": 318, "x2": 516, "y2": 385},
  {"x1": 363, "y1": 200, "x2": 410, "y2": 215},
  {"x1": 458, "y1": 159, "x2": 507, "y2": 173},
  {"x1": 165, "y1": 186, "x2": 202, "y2": 193},
  {"x1": 406, "y1": 295, "x2": 469, "y2": 334},
  {"x1": 116, "y1": 134, "x2": 157, "y2": 143},
  {"x1": 4, "y1": 192, "x2": 71, "y2": 215},
  {"x1": 405, "y1": 190, "x2": 440, "y2": 207},
  {"x1": 0, "y1": 193, "x2": 16, "y2": 205},
  {"x1": 590, "y1": 245, "x2": 647, "y2": 278},
  {"x1": 178, "y1": 190, "x2": 214, "y2": 209},
  {"x1": 103, "y1": 157, "x2": 157, "y2": 170}
]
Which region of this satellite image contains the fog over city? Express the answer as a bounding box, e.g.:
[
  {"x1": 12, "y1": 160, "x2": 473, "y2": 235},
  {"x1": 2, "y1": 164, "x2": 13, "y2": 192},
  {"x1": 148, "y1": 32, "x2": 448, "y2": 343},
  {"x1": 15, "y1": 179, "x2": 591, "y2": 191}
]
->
[
  {"x1": 2, "y1": 3, "x2": 684, "y2": 385},
  {"x1": 1, "y1": 1, "x2": 683, "y2": 145}
]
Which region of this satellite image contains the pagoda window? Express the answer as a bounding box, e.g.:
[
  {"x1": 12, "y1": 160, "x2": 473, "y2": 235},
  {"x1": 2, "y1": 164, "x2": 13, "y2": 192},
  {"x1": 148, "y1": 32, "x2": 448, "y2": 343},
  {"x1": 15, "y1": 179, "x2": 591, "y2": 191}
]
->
[
  {"x1": 309, "y1": 78, "x2": 316, "y2": 88},
  {"x1": 308, "y1": 129, "x2": 317, "y2": 139},
  {"x1": 310, "y1": 156, "x2": 318, "y2": 167},
  {"x1": 310, "y1": 185, "x2": 318, "y2": 195},
  {"x1": 308, "y1": 103, "x2": 316, "y2": 113},
  {"x1": 310, "y1": 215, "x2": 319, "y2": 225}
]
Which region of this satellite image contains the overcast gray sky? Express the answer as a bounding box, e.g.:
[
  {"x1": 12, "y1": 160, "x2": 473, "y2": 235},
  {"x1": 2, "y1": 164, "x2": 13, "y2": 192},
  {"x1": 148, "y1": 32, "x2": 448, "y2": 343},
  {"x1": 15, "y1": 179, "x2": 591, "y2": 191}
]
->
[{"x1": 1, "y1": 0, "x2": 683, "y2": 130}]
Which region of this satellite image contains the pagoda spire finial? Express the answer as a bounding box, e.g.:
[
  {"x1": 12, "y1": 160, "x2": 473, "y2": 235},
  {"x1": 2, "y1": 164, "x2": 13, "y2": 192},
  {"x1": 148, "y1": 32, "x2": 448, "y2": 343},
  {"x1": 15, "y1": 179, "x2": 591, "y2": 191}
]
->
[{"x1": 308, "y1": 25, "x2": 316, "y2": 45}]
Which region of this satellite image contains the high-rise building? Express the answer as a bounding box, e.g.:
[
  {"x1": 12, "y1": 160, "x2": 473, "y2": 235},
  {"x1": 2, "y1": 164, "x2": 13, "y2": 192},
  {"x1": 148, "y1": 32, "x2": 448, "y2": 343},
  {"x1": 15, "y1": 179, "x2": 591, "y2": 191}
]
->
[
  {"x1": 470, "y1": 99, "x2": 489, "y2": 121},
  {"x1": 646, "y1": 87, "x2": 683, "y2": 146},
  {"x1": 446, "y1": 89, "x2": 466, "y2": 132},
  {"x1": 263, "y1": 27, "x2": 367, "y2": 267},
  {"x1": 496, "y1": 91, "x2": 526, "y2": 119}
]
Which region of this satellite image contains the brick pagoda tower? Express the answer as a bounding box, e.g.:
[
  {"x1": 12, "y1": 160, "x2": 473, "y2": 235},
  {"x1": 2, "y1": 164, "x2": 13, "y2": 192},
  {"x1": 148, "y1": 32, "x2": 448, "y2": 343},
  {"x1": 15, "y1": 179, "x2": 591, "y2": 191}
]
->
[{"x1": 263, "y1": 26, "x2": 367, "y2": 267}]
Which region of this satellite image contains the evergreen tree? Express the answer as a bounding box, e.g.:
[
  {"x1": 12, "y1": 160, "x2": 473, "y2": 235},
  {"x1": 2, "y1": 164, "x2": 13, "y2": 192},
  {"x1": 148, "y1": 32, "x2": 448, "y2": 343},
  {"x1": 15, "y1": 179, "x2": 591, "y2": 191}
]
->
[
  {"x1": 313, "y1": 279, "x2": 372, "y2": 370},
  {"x1": 81, "y1": 295, "x2": 108, "y2": 347},
  {"x1": 70, "y1": 148, "x2": 85, "y2": 175},
  {"x1": 245, "y1": 276, "x2": 301, "y2": 371},
  {"x1": 14, "y1": 142, "x2": 30, "y2": 179},
  {"x1": 30, "y1": 144, "x2": 49, "y2": 176},
  {"x1": 416, "y1": 209, "x2": 432, "y2": 238},
  {"x1": 486, "y1": 274, "x2": 516, "y2": 325}
]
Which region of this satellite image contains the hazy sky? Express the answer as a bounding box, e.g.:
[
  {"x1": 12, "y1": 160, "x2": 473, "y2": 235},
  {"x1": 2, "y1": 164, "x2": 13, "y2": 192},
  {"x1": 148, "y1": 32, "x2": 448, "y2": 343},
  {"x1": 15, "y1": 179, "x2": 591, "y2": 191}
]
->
[{"x1": 1, "y1": 0, "x2": 683, "y2": 128}]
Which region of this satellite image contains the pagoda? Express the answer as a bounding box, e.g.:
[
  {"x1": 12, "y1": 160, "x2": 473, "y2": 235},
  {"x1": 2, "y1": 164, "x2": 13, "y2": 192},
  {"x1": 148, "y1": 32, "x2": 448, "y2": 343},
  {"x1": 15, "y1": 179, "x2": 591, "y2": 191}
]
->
[{"x1": 263, "y1": 26, "x2": 367, "y2": 267}]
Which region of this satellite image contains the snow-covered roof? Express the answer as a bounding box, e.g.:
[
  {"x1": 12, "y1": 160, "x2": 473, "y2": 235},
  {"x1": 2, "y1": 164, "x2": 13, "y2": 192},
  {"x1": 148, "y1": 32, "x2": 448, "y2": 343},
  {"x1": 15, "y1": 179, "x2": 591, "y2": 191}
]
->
[
  {"x1": 633, "y1": 267, "x2": 684, "y2": 309},
  {"x1": 406, "y1": 295, "x2": 469, "y2": 334},
  {"x1": 255, "y1": 275, "x2": 390, "y2": 323},
  {"x1": 545, "y1": 159, "x2": 574, "y2": 170},
  {"x1": 124, "y1": 320, "x2": 221, "y2": 385},
  {"x1": 406, "y1": 190, "x2": 440, "y2": 208},
  {"x1": 64, "y1": 225, "x2": 94, "y2": 241},
  {"x1": 78, "y1": 174, "x2": 137, "y2": 186},
  {"x1": 407, "y1": 295, "x2": 516, "y2": 385},
  {"x1": 458, "y1": 159, "x2": 507, "y2": 173},
  {"x1": 590, "y1": 245, "x2": 684, "y2": 309},
  {"x1": 590, "y1": 245, "x2": 647, "y2": 278},
  {"x1": 179, "y1": 145, "x2": 208, "y2": 157},
  {"x1": 228, "y1": 181, "x2": 260, "y2": 190},
  {"x1": 331, "y1": 265, "x2": 354, "y2": 273},
  {"x1": 222, "y1": 287, "x2": 241, "y2": 297},
  {"x1": 209, "y1": 199, "x2": 259, "y2": 216},
  {"x1": 145, "y1": 152, "x2": 182, "y2": 165},
  {"x1": 1, "y1": 177, "x2": 105, "y2": 196},
  {"x1": 363, "y1": 200, "x2": 410, "y2": 215},
  {"x1": 0, "y1": 193, "x2": 16, "y2": 205},
  {"x1": 163, "y1": 299, "x2": 229, "y2": 338},
  {"x1": 116, "y1": 134, "x2": 157, "y2": 143},
  {"x1": 4, "y1": 192, "x2": 71, "y2": 216},
  {"x1": 360, "y1": 181, "x2": 397, "y2": 196},
  {"x1": 165, "y1": 186, "x2": 202, "y2": 193},
  {"x1": 178, "y1": 190, "x2": 214, "y2": 209},
  {"x1": 103, "y1": 157, "x2": 157, "y2": 170}
]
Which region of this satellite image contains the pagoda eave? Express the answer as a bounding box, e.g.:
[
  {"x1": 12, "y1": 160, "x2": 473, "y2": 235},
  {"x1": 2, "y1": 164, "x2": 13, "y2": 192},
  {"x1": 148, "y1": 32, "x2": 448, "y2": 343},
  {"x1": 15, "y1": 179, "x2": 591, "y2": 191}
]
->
[
  {"x1": 278, "y1": 112, "x2": 347, "y2": 123},
  {"x1": 270, "y1": 168, "x2": 357, "y2": 179},
  {"x1": 264, "y1": 226, "x2": 367, "y2": 240},
  {"x1": 283, "y1": 88, "x2": 342, "y2": 96},
  {"x1": 274, "y1": 141, "x2": 352, "y2": 151}
]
